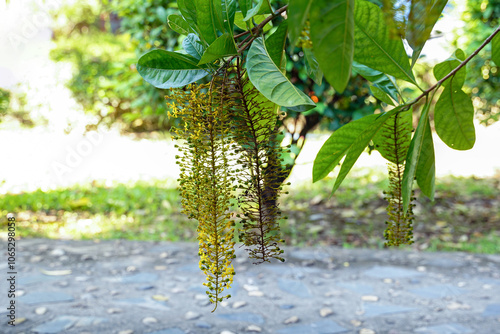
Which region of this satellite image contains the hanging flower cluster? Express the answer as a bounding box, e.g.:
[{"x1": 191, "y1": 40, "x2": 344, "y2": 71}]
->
[
  {"x1": 374, "y1": 110, "x2": 415, "y2": 246},
  {"x1": 167, "y1": 65, "x2": 287, "y2": 310}
]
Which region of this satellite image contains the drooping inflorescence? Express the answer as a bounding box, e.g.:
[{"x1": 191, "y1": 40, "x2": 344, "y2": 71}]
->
[
  {"x1": 230, "y1": 63, "x2": 286, "y2": 264},
  {"x1": 374, "y1": 109, "x2": 415, "y2": 246},
  {"x1": 167, "y1": 65, "x2": 288, "y2": 309},
  {"x1": 168, "y1": 79, "x2": 237, "y2": 311}
]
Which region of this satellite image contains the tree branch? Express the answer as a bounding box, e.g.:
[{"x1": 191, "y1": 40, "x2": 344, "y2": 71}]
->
[
  {"x1": 410, "y1": 25, "x2": 500, "y2": 107},
  {"x1": 235, "y1": 5, "x2": 288, "y2": 54}
]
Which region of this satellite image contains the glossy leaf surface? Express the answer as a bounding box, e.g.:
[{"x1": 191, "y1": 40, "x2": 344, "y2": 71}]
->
[
  {"x1": 310, "y1": 0, "x2": 354, "y2": 93},
  {"x1": 354, "y1": 0, "x2": 417, "y2": 86},
  {"x1": 137, "y1": 50, "x2": 209, "y2": 89},
  {"x1": 246, "y1": 38, "x2": 315, "y2": 110}
]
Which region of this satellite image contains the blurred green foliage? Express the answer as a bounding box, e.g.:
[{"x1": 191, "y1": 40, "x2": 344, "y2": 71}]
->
[
  {"x1": 453, "y1": 0, "x2": 500, "y2": 125},
  {"x1": 1, "y1": 174, "x2": 498, "y2": 253},
  {"x1": 49, "y1": 1, "x2": 180, "y2": 132},
  {"x1": 0, "y1": 87, "x2": 33, "y2": 127},
  {"x1": 0, "y1": 88, "x2": 10, "y2": 121},
  {"x1": 49, "y1": 0, "x2": 379, "y2": 136}
]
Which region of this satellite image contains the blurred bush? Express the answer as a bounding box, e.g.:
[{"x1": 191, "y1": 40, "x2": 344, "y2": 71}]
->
[
  {"x1": 453, "y1": 0, "x2": 500, "y2": 125},
  {"x1": 0, "y1": 87, "x2": 33, "y2": 127},
  {"x1": 0, "y1": 88, "x2": 9, "y2": 121},
  {"x1": 49, "y1": 0, "x2": 180, "y2": 132}
]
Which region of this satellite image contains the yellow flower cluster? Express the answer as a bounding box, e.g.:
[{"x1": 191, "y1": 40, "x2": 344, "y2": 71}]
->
[
  {"x1": 168, "y1": 81, "x2": 237, "y2": 311},
  {"x1": 167, "y1": 67, "x2": 288, "y2": 309}
]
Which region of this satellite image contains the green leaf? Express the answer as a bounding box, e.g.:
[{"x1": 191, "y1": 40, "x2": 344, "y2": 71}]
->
[
  {"x1": 168, "y1": 14, "x2": 191, "y2": 35},
  {"x1": 243, "y1": 0, "x2": 272, "y2": 21},
  {"x1": 433, "y1": 49, "x2": 466, "y2": 88},
  {"x1": 352, "y1": 61, "x2": 399, "y2": 101},
  {"x1": 137, "y1": 50, "x2": 209, "y2": 89},
  {"x1": 195, "y1": 0, "x2": 220, "y2": 44},
  {"x1": 238, "y1": 0, "x2": 252, "y2": 17},
  {"x1": 246, "y1": 37, "x2": 315, "y2": 110},
  {"x1": 372, "y1": 109, "x2": 412, "y2": 164},
  {"x1": 407, "y1": 0, "x2": 448, "y2": 66},
  {"x1": 370, "y1": 85, "x2": 394, "y2": 105},
  {"x1": 198, "y1": 33, "x2": 238, "y2": 65},
  {"x1": 353, "y1": 0, "x2": 417, "y2": 86},
  {"x1": 331, "y1": 108, "x2": 400, "y2": 193},
  {"x1": 288, "y1": 0, "x2": 313, "y2": 46},
  {"x1": 304, "y1": 48, "x2": 323, "y2": 85},
  {"x1": 402, "y1": 100, "x2": 432, "y2": 212},
  {"x1": 178, "y1": 0, "x2": 199, "y2": 34},
  {"x1": 234, "y1": 12, "x2": 272, "y2": 31},
  {"x1": 492, "y1": 32, "x2": 500, "y2": 66},
  {"x1": 182, "y1": 34, "x2": 205, "y2": 60},
  {"x1": 265, "y1": 21, "x2": 288, "y2": 68},
  {"x1": 416, "y1": 118, "x2": 435, "y2": 200},
  {"x1": 310, "y1": 0, "x2": 354, "y2": 93},
  {"x1": 313, "y1": 113, "x2": 380, "y2": 183},
  {"x1": 434, "y1": 85, "x2": 475, "y2": 150},
  {"x1": 222, "y1": 0, "x2": 237, "y2": 35}
]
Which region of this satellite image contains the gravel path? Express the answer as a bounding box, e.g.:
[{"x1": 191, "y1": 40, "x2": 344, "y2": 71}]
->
[{"x1": 1, "y1": 239, "x2": 500, "y2": 334}]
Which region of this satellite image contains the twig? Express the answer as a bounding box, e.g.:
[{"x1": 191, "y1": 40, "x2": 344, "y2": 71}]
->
[
  {"x1": 234, "y1": 30, "x2": 250, "y2": 39},
  {"x1": 235, "y1": 5, "x2": 288, "y2": 54},
  {"x1": 409, "y1": 25, "x2": 500, "y2": 106}
]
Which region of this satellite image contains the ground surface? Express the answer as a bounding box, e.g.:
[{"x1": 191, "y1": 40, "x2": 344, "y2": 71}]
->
[{"x1": 1, "y1": 239, "x2": 500, "y2": 334}]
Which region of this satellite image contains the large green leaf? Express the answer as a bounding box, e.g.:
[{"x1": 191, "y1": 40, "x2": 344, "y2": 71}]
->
[
  {"x1": 407, "y1": 0, "x2": 448, "y2": 66},
  {"x1": 331, "y1": 107, "x2": 400, "y2": 193},
  {"x1": 212, "y1": 0, "x2": 226, "y2": 35},
  {"x1": 493, "y1": 32, "x2": 500, "y2": 66},
  {"x1": 137, "y1": 50, "x2": 209, "y2": 89},
  {"x1": 370, "y1": 85, "x2": 394, "y2": 105},
  {"x1": 433, "y1": 49, "x2": 466, "y2": 88},
  {"x1": 198, "y1": 33, "x2": 238, "y2": 65},
  {"x1": 265, "y1": 21, "x2": 288, "y2": 68},
  {"x1": 352, "y1": 61, "x2": 399, "y2": 101},
  {"x1": 222, "y1": 0, "x2": 237, "y2": 35},
  {"x1": 178, "y1": 0, "x2": 199, "y2": 34},
  {"x1": 354, "y1": 0, "x2": 417, "y2": 86},
  {"x1": 182, "y1": 34, "x2": 205, "y2": 60},
  {"x1": 246, "y1": 37, "x2": 315, "y2": 110},
  {"x1": 313, "y1": 113, "x2": 380, "y2": 183},
  {"x1": 288, "y1": 0, "x2": 313, "y2": 46},
  {"x1": 234, "y1": 12, "x2": 272, "y2": 31},
  {"x1": 304, "y1": 48, "x2": 323, "y2": 85},
  {"x1": 238, "y1": 0, "x2": 252, "y2": 17},
  {"x1": 313, "y1": 107, "x2": 400, "y2": 184},
  {"x1": 310, "y1": 0, "x2": 354, "y2": 93},
  {"x1": 195, "y1": 0, "x2": 220, "y2": 44},
  {"x1": 243, "y1": 0, "x2": 272, "y2": 21},
  {"x1": 168, "y1": 14, "x2": 191, "y2": 35},
  {"x1": 434, "y1": 85, "x2": 475, "y2": 150},
  {"x1": 402, "y1": 100, "x2": 431, "y2": 212},
  {"x1": 416, "y1": 118, "x2": 435, "y2": 200}
]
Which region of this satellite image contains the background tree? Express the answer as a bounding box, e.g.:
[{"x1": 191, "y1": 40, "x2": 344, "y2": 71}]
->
[{"x1": 452, "y1": 0, "x2": 500, "y2": 124}]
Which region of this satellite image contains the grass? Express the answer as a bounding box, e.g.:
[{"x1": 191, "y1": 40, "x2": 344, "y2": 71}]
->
[
  {"x1": 0, "y1": 179, "x2": 197, "y2": 241},
  {"x1": 1, "y1": 169, "x2": 499, "y2": 254}
]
